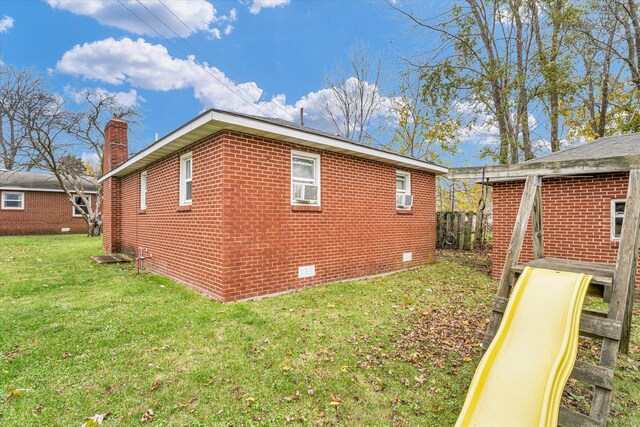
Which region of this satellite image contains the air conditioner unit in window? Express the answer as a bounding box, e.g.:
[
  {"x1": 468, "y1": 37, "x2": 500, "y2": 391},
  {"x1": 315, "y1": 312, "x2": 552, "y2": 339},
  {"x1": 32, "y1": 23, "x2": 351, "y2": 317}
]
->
[
  {"x1": 293, "y1": 183, "x2": 318, "y2": 203},
  {"x1": 396, "y1": 193, "x2": 413, "y2": 208}
]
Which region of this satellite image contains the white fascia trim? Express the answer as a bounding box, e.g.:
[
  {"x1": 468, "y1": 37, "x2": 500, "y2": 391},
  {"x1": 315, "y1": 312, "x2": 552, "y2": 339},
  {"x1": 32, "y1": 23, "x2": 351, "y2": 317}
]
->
[
  {"x1": 99, "y1": 111, "x2": 448, "y2": 182},
  {"x1": 99, "y1": 111, "x2": 216, "y2": 183},
  {"x1": 0, "y1": 186, "x2": 97, "y2": 194}
]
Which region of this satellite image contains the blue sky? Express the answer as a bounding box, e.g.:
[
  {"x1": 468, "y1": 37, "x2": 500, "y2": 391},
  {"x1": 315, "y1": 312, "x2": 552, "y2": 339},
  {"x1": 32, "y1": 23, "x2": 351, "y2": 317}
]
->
[{"x1": 0, "y1": 0, "x2": 480, "y2": 166}]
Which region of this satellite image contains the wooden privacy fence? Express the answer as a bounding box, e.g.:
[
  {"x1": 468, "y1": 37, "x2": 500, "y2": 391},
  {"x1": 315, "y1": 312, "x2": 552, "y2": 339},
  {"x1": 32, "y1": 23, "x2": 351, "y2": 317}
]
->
[{"x1": 436, "y1": 211, "x2": 490, "y2": 250}]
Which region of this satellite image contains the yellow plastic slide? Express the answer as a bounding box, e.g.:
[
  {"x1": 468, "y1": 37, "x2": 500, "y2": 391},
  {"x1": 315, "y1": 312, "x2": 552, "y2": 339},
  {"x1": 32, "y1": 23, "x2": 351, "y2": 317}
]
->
[{"x1": 456, "y1": 267, "x2": 592, "y2": 427}]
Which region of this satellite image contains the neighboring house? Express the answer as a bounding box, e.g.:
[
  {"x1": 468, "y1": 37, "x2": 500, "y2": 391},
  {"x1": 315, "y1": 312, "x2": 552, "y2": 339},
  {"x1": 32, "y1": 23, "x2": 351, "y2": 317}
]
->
[
  {"x1": 99, "y1": 111, "x2": 447, "y2": 301},
  {"x1": 453, "y1": 133, "x2": 640, "y2": 299},
  {"x1": 0, "y1": 170, "x2": 97, "y2": 236}
]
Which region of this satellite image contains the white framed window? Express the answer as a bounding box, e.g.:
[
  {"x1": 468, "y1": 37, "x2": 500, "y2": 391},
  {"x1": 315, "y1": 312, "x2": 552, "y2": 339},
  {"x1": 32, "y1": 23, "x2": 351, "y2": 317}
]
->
[
  {"x1": 1, "y1": 191, "x2": 24, "y2": 210},
  {"x1": 611, "y1": 199, "x2": 626, "y2": 240},
  {"x1": 179, "y1": 152, "x2": 193, "y2": 206},
  {"x1": 73, "y1": 195, "x2": 91, "y2": 217},
  {"x1": 140, "y1": 171, "x2": 147, "y2": 210},
  {"x1": 396, "y1": 171, "x2": 413, "y2": 209},
  {"x1": 291, "y1": 150, "x2": 321, "y2": 205}
]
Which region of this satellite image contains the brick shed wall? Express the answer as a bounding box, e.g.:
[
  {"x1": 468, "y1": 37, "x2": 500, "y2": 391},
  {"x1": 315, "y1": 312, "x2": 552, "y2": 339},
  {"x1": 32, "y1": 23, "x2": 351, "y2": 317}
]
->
[
  {"x1": 107, "y1": 130, "x2": 436, "y2": 301},
  {"x1": 491, "y1": 172, "x2": 640, "y2": 298},
  {"x1": 0, "y1": 190, "x2": 94, "y2": 236}
]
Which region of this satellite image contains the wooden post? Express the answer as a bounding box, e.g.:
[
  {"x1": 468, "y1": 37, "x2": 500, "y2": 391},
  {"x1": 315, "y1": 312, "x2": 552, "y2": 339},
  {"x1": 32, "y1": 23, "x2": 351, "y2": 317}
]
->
[
  {"x1": 465, "y1": 212, "x2": 474, "y2": 250},
  {"x1": 469, "y1": 214, "x2": 476, "y2": 251},
  {"x1": 482, "y1": 175, "x2": 540, "y2": 350},
  {"x1": 617, "y1": 169, "x2": 640, "y2": 354},
  {"x1": 458, "y1": 212, "x2": 466, "y2": 250},
  {"x1": 589, "y1": 169, "x2": 640, "y2": 423},
  {"x1": 531, "y1": 182, "x2": 544, "y2": 260},
  {"x1": 436, "y1": 212, "x2": 443, "y2": 248}
]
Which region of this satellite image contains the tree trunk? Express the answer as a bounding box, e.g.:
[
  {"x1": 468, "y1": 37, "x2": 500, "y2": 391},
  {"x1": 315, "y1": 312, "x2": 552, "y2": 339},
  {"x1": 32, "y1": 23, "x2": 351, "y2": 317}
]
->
[
  {"x1": 87, "y1": 213, "x2": 102, "y2": 237},
  {"x1": 550, "y1": 91, "x2": 560, "y2": 151},
  {"x1": 514, "y1": 0, "x2": 534, "y2": 160}
]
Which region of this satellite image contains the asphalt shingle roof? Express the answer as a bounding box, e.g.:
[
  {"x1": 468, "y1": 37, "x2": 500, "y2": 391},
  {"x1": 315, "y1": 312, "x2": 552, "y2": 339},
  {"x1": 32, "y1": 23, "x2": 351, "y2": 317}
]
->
[
  {"x1": 0, "y1": 170, "x2": 97, "y2": 192},
  {"x1": 526, "y1": 133, "x2": 640, "y2": 164}
]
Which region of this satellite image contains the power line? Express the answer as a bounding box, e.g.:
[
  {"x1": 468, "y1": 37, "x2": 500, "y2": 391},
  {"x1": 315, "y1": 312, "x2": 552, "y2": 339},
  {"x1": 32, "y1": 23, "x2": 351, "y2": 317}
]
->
[
  {"x1": 115, "y1": 0, "x2": 287, "y2": 120},
  {"x1": 150, "y1": 0, "x2": 297, "y2": 121},
  {"x1": 157, "y1": 3, "x2": 256, "y2": 97}
]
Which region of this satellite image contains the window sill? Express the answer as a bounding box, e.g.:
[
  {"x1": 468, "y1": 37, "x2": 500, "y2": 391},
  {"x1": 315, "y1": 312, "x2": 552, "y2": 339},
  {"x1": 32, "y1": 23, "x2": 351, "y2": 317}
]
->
[
  {"x1": 176, "y1": 205, "x2": 192, "y2": 212},
  {"x1": 397, "y1": 209, "x2": 413, "y2": 215},
  {"x1": 291, "y1": 205, "x2": 323, "y2": 212},
  {"x1": 138, "y1": 209, "x2": 147, "y2": 214}
]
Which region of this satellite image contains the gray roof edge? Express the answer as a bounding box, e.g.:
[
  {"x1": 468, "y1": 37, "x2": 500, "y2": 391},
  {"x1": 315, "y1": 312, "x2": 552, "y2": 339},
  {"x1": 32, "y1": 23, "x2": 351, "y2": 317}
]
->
[{"x1": 0, "y1": 170, "x2": 98, "y2": 192}]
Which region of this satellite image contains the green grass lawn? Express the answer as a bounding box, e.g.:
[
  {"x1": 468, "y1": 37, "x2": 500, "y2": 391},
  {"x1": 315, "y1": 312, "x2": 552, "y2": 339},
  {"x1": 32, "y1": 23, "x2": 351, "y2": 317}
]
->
[{"x1": 0, "y1": 236, "x2": 638, "y2": 426}]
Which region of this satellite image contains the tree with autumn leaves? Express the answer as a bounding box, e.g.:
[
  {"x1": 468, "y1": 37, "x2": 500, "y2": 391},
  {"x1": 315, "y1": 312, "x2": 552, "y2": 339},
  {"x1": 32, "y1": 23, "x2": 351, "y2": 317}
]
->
[{"x1": 390, "y1": 0, "x2": 640, "y2": 166}]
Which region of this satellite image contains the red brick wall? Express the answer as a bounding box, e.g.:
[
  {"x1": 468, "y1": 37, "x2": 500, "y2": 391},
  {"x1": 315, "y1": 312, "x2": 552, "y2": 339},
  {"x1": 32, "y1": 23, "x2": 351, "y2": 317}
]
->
[
  {"x1": 0, "y1": 190, "x2": 93, "y2": 235},
  {"x1": 113, "y1": 133, "x2": 226, "y2": 298},
  {"x1": 106, "y1": 130, "x2": 436, "y2": 301},
  {"x1": 491, "y1": 173, "x2": 640, "y2": 296}
]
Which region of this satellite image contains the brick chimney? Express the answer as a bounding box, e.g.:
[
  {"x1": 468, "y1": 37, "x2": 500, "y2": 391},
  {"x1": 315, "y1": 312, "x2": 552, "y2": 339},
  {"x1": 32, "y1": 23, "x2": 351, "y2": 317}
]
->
[
  {"x1": 102, "y1": 117, "x2": 128, "y2": 253},
  {"x1": 103, "y1": 118, "x2": 129, "y2": 174}
]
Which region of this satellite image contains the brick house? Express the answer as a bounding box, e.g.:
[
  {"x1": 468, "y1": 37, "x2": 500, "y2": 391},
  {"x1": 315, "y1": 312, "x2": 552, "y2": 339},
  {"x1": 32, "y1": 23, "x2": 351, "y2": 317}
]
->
[
  {"x1": 99, "y1": 110, "x2": 447, "y2": 301},
  {"x1": 451, "y1": 133, "x2": 640, "y2": 298},
  {"x1": 0, "y1": 170, "x2": 97, "y2": 235}
]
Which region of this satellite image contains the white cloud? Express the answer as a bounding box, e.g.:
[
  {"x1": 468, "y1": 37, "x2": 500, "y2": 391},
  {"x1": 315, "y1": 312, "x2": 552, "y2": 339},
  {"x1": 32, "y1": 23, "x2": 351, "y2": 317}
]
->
[
  {"x1": 66, "y1": 86, "x2": 143, "y2": 108},
  {"x1": 81, "y1": 152, "x2": 101, "y2": 170},
  {"x1": 56, "y1": 37, "x2": 296, "y2": 120},
  {"x1": 248, "y1": 0, "x2": 290, "y2": 15},
  {"x1": 0, "y1": 15, "x2": 14, "y2": 33},
  {"x1": 46, "y1": 0, "x2": 236, "y2": 38},
  {"x1": 55, "y1": 37, "x2": 394, "y2": 135}
]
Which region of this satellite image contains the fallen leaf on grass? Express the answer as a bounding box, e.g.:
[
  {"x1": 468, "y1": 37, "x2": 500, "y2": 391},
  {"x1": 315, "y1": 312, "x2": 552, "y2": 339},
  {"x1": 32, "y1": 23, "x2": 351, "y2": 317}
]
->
[
  {"x1": 175, "y1": 401, "x2": 190, "y2": 408},
  {"x1": 329, "y1": 393, "x2": 341, "y2": 406},
  {"x1": 395, "y1": 298, "x2": 489, "y2": 370},
  {"x1": 141, "y1": 409, "x2": 154, "y2": 422},
  {"x1": 6, "y1": 346, "x2": 20, "y2": 362},
  {"x1": 81, "y1": 413, "x2": 109, "y2": 427},
  {"x1": 6, "y1": 389, "x2": 23, "y2": 399},
  {"x1": 150, "y1": 379, "x2": 161, "y2": 391},
  {"x1": 283, "y1": 391, "x2": 301, "y2": 402}
]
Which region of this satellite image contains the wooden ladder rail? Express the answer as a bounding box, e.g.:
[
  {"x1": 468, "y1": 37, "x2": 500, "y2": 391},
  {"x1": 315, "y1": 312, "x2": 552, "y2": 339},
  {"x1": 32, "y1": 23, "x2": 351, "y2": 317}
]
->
[
  {"x1": 587, "y1": 169, "x2": 640, "y2": 425},
  {"x1": 482, "y1": 175, "x2": 540, "y2": 350},
  {"x1": 482, "y1": 170, "x2": 640, "y2": 426}
]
